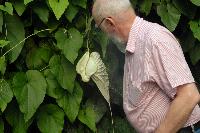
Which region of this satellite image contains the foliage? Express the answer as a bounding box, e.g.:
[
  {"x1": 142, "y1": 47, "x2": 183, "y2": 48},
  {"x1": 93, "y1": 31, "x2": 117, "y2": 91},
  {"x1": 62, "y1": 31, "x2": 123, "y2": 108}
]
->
[{"x1": 0, "y1": 0, "x2": 199, "y2": 132}]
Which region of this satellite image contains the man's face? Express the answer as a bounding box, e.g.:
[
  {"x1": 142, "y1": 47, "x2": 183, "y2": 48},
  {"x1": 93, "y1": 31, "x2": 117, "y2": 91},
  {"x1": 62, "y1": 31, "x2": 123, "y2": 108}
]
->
[
  {"x1": 96, "y1": 18, "x2": 126, "y2": 46},
  {"x1": 92, "y1": 5, "x2": 127, "y2": 47}
]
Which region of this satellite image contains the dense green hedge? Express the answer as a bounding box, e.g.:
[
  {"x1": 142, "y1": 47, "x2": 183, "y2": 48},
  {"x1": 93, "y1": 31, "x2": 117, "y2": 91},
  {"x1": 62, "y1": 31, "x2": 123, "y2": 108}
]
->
[{"x1": 0, "y1": 0, "x2": 199, "y2": 133}]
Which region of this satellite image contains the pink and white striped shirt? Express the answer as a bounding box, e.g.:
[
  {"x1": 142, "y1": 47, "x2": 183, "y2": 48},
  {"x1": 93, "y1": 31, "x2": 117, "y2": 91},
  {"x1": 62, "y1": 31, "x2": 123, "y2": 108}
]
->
[{"x1": 123, "y1": 16, "x2": 200, "y2": 133}]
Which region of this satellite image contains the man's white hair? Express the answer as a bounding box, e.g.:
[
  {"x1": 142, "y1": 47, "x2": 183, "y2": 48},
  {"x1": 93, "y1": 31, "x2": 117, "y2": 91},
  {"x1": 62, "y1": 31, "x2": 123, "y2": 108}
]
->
[{"x1": 93, "y1": 0, "x2": 132, "y2": 21}]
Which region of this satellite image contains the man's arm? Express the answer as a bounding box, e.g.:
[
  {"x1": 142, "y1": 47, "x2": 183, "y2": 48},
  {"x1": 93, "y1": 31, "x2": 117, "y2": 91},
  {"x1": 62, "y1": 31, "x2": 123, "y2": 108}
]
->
[{"x1": 155, "y1": 83, "x2": 200, "y2": 133}]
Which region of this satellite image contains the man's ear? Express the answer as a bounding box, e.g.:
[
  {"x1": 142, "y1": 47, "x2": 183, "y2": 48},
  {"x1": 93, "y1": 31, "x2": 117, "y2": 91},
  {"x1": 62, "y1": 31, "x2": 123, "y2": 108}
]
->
[{"x1": 105, "y1": 17, "x2": 116, "y2": 32}]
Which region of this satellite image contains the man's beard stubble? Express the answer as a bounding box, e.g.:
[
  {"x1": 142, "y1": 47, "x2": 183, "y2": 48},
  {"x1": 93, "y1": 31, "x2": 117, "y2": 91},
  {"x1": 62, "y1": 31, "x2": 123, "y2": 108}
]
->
[{"x1": 109, "y1": 34, "x2": 126, "y2": 53}]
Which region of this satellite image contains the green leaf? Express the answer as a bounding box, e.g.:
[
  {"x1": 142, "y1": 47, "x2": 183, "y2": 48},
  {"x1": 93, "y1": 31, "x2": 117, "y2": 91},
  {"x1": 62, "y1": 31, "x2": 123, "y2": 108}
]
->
[
  {"x1": 180, "y1": 30, "x2": 196, "y2": 53},
  {"x1": 94, "y1": 32, "x2": 109, "y2": 58},
  {"x1": 72, "y1": 0, "x2": 87, "y2": 9},
  {"x1": 33, "y1": 4, "x2": 49, "y2": 23},
  {"x1": 55, "y1": 28, "x2": 83, "y2": 64},
  {"x1": 26, "y1": 47, "x2": 52, "y2": 70},
  {"x1": 49, "y1": 55, "x2": 76, "y2": 93},
  {"x1": 37, "y1": 104, "x2": 65, "y2": 133},
  {"x1": 139, "y1": 0, "x2": 152, "y2": 16},
  {"x1": 5, "y1": 101, "x2": 33, "y2": 133},
  {"x1": 0, "y1": 40, "x2": 10, "y2": 48},
  {"x1": 189, "y1": 20, "x2": 200, "y2": 41},
  {"x1": 65, "y1": 4, "x2": 79, "y2": 22},
  {"x1": 0, "y1": 79, "x2": 13, "y2": 112},
  {"x1": 78, "y1": 103, "x2": 96, "y2": 132},
  {"x1": 112, "y1": 116, "x2": 136, "y2": 133},
  {"x1": 85, "y1": 98, "x2": 107, "y2": 123},
  {"x1": 75, "y1": 15, "x2": 86, "y2": 31},
  {"x1": 11, "y1": 0, "x2": 26, "y2": 16},
  {"x1": 191, "y1": 0, "x2": 200, "y2": 6},
  {"x1": 48, "y1": 0, "x2": 69, "y2": 20},
  {"x1": 0, "y1": 2, "x2": 13, "y2": 15},
  {"x1": 65, "y1": 124, "x2": 84, "y2": 133},
  {"x1": 12, "y1": 70, "x2": 47, "y2": 122},
  {"x1": 24, "y1": 0, "x2": 33, "y2": 5},
  {"x1": 5, "y1": 15, "x2": 25, "y2": 63},
  {"x1": 0, "y1": 11, "x2": 3, "y2": 33},
  {"x1": 0, "y1": 117, "x2": 4, "y2": 133},
  {"x1": 173, "y1": 0, "x2": 197, "y2": 19},
  {"x1": 189, "y1": 44, "x2": 200, "y2": 65},
  {"x1": 44, "y1": 69, "x2": 64, "y2": 99},
  {"x1": 130, "y1": 0, "x2": 138, "y2": 8},
  {"x1": 152, "y1": 0, "x2": 160, "y2": 4},
  {"x1": 56, "y1": 82, "x2": 83, "y2": 123},
  {"x1": 157, "y1": 2, "x2": 181, "y2": 31}
]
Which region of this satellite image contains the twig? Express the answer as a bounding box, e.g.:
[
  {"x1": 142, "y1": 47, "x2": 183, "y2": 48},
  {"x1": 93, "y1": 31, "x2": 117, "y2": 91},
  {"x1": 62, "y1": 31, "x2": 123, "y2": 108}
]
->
[{"x1": 3, "y1": 29, "x2": 51, "y2": 57}]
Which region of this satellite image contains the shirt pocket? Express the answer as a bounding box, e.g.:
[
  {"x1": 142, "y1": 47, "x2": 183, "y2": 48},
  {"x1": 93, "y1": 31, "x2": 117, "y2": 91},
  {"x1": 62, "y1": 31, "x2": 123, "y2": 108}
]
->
[{"x1": 128, "y1": 81, "x2": 146, "y2": 107}]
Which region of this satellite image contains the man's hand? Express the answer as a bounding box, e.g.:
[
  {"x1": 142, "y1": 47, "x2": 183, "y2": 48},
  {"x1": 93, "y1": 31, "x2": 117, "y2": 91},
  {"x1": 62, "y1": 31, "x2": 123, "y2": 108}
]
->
[{"x1": 155, "y1": 82, "x2": 200, "y2": 133}]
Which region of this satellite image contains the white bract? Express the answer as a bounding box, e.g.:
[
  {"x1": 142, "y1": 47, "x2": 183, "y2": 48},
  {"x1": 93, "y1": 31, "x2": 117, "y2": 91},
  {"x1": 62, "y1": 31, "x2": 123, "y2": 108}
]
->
[
  {"x1": 76, "y1": 51, "x2": 110, "y2": 103},
  {"x1": 76, "y1": 51, "x2": 114, "y2": 132},
  {"x1": 76, "y1": 51, "x2": 90, "y2": 82}
]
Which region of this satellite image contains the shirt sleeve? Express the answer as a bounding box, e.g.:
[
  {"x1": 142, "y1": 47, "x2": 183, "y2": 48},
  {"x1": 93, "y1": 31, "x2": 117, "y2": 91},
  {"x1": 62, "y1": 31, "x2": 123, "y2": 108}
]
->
[{"x1": 151, "y1": 28, "x2": 195, "y2": 99}]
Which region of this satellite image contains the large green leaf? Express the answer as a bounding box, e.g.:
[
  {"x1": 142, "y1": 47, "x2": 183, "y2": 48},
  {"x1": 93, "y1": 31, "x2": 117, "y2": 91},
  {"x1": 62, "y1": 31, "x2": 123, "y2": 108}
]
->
[
  {"x1": 48, "y1": 0, "x2": 69, "y2": 20},
  {"x1": 180, "y1": 30, "x2": 196, "y2": 53},
  {"x1": 0, "y1": 40, "x2": 10, "y2": 48},
  {"x1": 55, "y1": 28, "x2": 83, "y2": 64},
  {"x1": 44, "y1": 69, "x2": 64, "y2": 99},
  {"x1": 78, "y1": 102, "x2": 96, "y2": 132},
  {"x1": 5, "y1": 15, "x2": 25, "y2": 63},
  {"x1": 65, "y1": 124, "x2": 84, "y2": 133},
  {"x1": 0, "y1": 56, "x2": 6, "y2": 75},
  {"x1": 11, "y1": 0, "x2": 26, "y2": 16},
  {"x1": 189, "y1": 20, "x2": 200, "y2": 41},
  {"x1": 65, "y1": 4, "x2": 79, "y2": 22},
  {"x1": 56, "y1": 82, "x2": 83, "y2": 123},
  {"x1": 0, "y1": 79, "x2": 13, "y2": 112},
  {"x1": 26, "y1": 47, "x2": 52, "y2": 70},
  {"x1": 72, "y1": 0, "x2": 87, "y2": 9},
  {"x1": 85, "y1": 98, "x2": 107, "y2": 123},
  {"x1": 173, "y1": 0, "x2": 197, "y2": 19},
  {"x1": 94, "y1": 31, "x2": 109, "y2": 58},
  {"x1": 139, "y1": 0, "x2": 152, "y2": 16},
  {"x1": 191, "y1": 0, "x2": 200, "y2": 6},
  {"x1": 157, "y1": 2, "x2": 181, "y2": 31},
  {"x1": 112, "y1": 116, "x2": 136, "y2": 133},
  {"x1": 33, "y1": 4, "x2": 49, "y2": 23},
  {"x1": 49, "y1": 55, "x2": 76, "y2": 93},
  {"x1": 0, "y1": 2, "x2": 13, "y2": 15},
  {"x1": 12, "y1": 70, "x2": 47, "y2": 122},
  {"x1": 24, "y1": 0, "x2": 33, "y2": 5},
  {"x1": 97, "y1": 116, "x2": 111, "y2": 133},
  {"x1": 189, "y1": 44, "x2": 200, "y2": 65},
  {"x1": 37, "y1": 104, "x2": 65, "y2": 133},
  {"x1": 5, "y1": 101, "x2": 33, "y2": 133},
  {"x1": 97, "y1": 116, "x2": 136, "y2": 133},
  {"x1": 0, "y1": 117, "x2": 4, "y2": 133},
  {"x1": 0, "y1": 11, "x2": 2, "y2": 33},
  {"x1": 130, "y1": 0, "x2": 138, "y2": 8}
]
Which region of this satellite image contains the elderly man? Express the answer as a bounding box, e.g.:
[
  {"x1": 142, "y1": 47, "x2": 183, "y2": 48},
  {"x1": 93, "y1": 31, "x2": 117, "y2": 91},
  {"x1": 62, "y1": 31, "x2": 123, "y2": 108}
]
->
[{"x1": 92, "y1": 0, "x2": 200, "y2": 133}]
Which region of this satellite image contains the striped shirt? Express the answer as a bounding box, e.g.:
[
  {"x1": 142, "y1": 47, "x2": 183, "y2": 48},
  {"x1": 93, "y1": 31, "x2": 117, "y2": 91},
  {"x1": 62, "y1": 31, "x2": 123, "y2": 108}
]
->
[{"x1": 123, "y1": 16, "x2": 200, "y2": 133}]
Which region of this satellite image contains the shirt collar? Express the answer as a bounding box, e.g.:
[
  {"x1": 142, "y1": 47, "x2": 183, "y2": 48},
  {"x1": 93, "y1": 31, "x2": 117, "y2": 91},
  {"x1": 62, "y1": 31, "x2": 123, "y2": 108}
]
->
[{"x1": 126, "y1": 16, "x2": 143, "y2": 53}]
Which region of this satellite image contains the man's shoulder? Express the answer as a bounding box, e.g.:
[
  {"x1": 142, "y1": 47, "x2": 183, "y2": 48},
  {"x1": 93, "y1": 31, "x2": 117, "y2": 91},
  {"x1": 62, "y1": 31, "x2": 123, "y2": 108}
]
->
[
  {"x1": 145, "y1": 21, "x2": 178, "y2": 47},
  {"x1": 146, "y1": 23, "x2": 181, "y2": 55}
]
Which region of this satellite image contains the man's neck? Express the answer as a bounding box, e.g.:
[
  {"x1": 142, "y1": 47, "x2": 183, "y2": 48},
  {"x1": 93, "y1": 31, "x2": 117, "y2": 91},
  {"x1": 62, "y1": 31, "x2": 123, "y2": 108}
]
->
[{"x1": 118, "y1": 14, "x2": 136, "y2": 44}]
